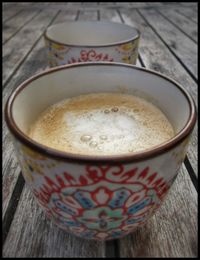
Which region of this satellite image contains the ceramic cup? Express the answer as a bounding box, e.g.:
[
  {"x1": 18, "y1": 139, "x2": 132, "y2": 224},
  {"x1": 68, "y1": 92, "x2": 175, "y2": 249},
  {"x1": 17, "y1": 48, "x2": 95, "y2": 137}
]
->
[
  {"x1": 5, "y1": 63, "x2": 196, "y2": 241},
  {"x1": 44, "y1": 21, "x2": 140, "y2": 67}
]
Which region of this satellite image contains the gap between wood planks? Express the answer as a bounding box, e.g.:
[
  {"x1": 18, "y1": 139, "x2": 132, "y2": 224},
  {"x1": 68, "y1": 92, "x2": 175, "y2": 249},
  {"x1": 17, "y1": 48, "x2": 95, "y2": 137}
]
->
[
  {"x1": 3, "y1": 9, "x2": 43, "y2": 45},
  {"x1": 137, "y1": 9, "x2": 197, "y2": 83},
  {"x1": 105, "y1": 240, "x2": 120, "y2": 257},
  {"x1": 175, "y1": 7, "x2": 197, "y2": 24},
  {"x1": 3, "y1": 10, "x2": 61, "y2": 89},
  {"x1": 2, "y1": 173, "x2": 25, "y2": 245},
  {"x1": 155, "y1": 8, "x2": 197, "y2": 44},
  {"x1": 2, "y1": 9, "x2": 61, "y2": 246},
  {"x1": 3, "y1": 9, "x2": 24, "y2": 23}
]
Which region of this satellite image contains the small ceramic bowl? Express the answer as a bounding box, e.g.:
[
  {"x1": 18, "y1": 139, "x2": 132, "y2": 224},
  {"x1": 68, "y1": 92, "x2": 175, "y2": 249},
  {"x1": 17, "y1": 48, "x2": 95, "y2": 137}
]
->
[
  {"x1": 44, "y1": 21, "x2": 140, "y2": 67},
  {"x1": 5, "y1": 63, "x2": 196, "y2": 241}
]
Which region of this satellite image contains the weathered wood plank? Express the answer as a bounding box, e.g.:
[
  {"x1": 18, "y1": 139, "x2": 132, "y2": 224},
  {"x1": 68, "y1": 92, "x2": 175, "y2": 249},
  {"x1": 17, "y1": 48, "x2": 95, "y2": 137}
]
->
[
  {"x1": 117, "y1": 2, "x2": 195, "y2": 9},
  {"x1": 50, "y1": 9, "x2": 79, "y2": 24},
  {"x1": 175, "y1": 6, "x2": 198, "y2": 23},
  {"x1": 2, "y1": 10, "x2": 78, "y2": 220},
  {"x1": 179, "y1": 2, "x2": 198, "y2": 8},
  {"x1": 3, "y1": 9, "x2": 41, "y2": 45},
  {"x1": 3, "y1": 186, "x2": 105, "y2": 258},
  {"x1": 119, "y1": 9, "x2": 197, "y2": 101},
  {"x1": 2, "y1": 9, "x2": 59, "y2": 87},
  {"x1": 99, "y1": 8, "x2": 121, "y2": 22},
  {"x1": 78, "y1": 10, "x2": 98, "y2": 20},
  {"x1": 3, "y1": 2, "x2": 41, "y2": 10},
  {"x1": 119, "y1": 165, "x2": 197, "y2": 257},
  {"x1": 138, "y1": 8, "x2": 197, "y2": 80},
  {"x1": 157, "y1": 7, "x2": 197, "y2": 43},
  {"x1": 2, "y1": 39, "x2": 48, "y2": 221},
  {"x1": 3, "y1": 7, "x2": 23, "y2": 23},
  {"x1": 2, "y1": 37, "x2": 50, "y2": 220}
]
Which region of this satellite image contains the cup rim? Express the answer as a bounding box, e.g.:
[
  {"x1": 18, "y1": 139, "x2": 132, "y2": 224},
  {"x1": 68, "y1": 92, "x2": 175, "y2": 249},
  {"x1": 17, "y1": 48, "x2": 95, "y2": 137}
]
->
[
  {"x1": 5, "y1": 62, "x2": 196, "y2": 164},
  {"x1": 44, "y1": 21, "x2": 140, "y2": 48}
]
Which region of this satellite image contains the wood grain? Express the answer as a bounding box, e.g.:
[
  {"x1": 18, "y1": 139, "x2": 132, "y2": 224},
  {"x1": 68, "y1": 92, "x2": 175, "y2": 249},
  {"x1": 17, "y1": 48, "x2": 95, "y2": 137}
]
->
[
  {"x1": 119, "y1": 9, "x2": 197, "y2": 175},
  {"x1": 2, "y1": 39, "x2": 48, "y2": 220},
  {"x1": 78, "y1": 10, "x2": 98, "y2": 20},
  {"x1": 3, "y1": 17, "x2": 55, "y2": 221},
  {"x1": 3, "y1": 6, "x2": 23, "y2": 23},
  {"x1": 175, "y1": 6, "x2": 198, "y2": 23},
  {"x1": 157, "y1": 8, "x2": 197, "y2": 43},
  {"x1": 3, "y1": 9, "x2": 59, "y2": 87},
  {"x1": 138, "y1": 8, "x2": 197, "y2": 80},
  {"x1": 119, "y1": 164, "x2": 197, "y2": 257},
  {"x1": 99, "y1": 8, "x2": 121, "y2": 22},
  {"x1": 3, "y1": 9, "x2": 41, "y2": 45}
]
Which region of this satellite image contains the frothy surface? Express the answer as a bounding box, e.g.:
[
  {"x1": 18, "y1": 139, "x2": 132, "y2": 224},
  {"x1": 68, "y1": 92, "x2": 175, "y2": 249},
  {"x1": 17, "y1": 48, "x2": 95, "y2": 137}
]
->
[{"x1": 29, "y1": 93, "x2": 175, "y2": 155}]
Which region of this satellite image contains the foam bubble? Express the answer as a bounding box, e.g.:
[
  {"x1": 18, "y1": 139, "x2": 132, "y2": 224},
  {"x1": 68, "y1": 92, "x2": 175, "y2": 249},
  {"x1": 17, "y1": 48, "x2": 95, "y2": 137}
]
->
[
  {"x1": 111, "y1": 107, "x2": 119, "y2": 112},
  {"x1": 80, "y1": 135, "x2": 92, "y2": 142},
  {"x1": 89, "y1": 141, "x2": 98, "y2": 148},
  {"x1": 98, "y1": 145, "x2": 103, "y2": 151},
  {"x1": 104, "y1": 109, "x2": 110, "y2": 114},
  {"x1": 100, "y1": 135, "x2": 107, "y2": 140}
]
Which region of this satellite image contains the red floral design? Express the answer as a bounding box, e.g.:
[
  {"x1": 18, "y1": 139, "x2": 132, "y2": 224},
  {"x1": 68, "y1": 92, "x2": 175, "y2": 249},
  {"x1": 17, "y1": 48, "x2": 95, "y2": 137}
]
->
[
  {"x1": 68, "y1": 49, "x2": 114, "y2": 64},
  {"x1": 32, "y1": 165, "x2": 171, "y2": 240}
]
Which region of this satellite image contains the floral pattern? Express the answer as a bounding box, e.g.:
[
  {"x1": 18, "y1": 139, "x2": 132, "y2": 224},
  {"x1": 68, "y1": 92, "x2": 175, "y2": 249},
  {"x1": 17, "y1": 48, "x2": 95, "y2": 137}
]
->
[
  {"x1": 67, "y1": 49, "x2": 114, "y2": 64},
  {"x1": 44, "y1": 38, "x2": 139, "y2": 67},
  {"x1": 115, "y1": 39, "x2": 139, "y2": 64},
  {"x1": 13, "y1": 135, "x2": 190, "y2": 240}
]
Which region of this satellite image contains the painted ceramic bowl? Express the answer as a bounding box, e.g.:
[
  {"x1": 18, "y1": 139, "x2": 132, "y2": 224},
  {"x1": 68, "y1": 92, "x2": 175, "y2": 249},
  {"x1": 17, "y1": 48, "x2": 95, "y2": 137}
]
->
[
  {"x1": 5, "y1": 63, "x2": 196, "y2": 241},
  {"x1": 44, "y1": 21, "x2": 140, "y2": 67}
]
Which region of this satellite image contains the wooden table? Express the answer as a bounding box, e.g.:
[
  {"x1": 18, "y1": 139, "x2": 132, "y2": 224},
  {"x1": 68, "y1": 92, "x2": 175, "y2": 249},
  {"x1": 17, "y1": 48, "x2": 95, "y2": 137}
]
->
[{"x1": 3, "y1": 2, "x2": 198, "y2": 258}]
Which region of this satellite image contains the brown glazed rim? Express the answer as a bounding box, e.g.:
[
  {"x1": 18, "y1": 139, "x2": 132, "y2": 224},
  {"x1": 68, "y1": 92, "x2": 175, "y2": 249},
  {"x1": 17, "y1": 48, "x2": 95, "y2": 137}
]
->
[
  {"x1": 44, "y1": 21, "x2": 140, "y2": 48},
  {"x1": 5, "y1": 62, "x2": 196, "y2": 164}
]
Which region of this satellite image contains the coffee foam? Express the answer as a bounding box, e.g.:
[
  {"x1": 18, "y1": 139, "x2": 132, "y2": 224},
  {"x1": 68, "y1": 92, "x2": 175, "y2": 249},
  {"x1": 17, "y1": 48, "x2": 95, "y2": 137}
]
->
[{"x1": 29, "y1": 93, "x2": 175, "y2": 155}]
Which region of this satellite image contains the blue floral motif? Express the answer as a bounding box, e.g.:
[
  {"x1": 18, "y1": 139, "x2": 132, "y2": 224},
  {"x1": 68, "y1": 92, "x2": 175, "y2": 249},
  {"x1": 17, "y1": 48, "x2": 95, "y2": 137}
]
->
[
  {"x1": 126, "y1": 217, "x2": 144, "y2": 225},
  {"x1": 60, "y1": 218, "x2": 81, "y2": 227},
  {"x1": 127, "y1": 197, "x2": 151, "y2": 214},
  {"x1": 109, "y1": 189, "x2": 130, "y2": 208},
  {"x1": 54, "y1": 199, "x2": 77, "y2": 216},
  {"x1": 74, "y1": 191, "x2": 95, "y2": 209}
]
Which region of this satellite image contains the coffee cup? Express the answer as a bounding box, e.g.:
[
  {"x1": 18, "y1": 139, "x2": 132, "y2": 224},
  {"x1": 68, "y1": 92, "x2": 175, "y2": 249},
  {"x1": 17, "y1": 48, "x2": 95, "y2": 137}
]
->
[
  {"x1": 5, "y1": 62, "x2": 196, "y2": 240},
  {"x1": 44, "y1": 21, "x2": 140, "y2": 67}
]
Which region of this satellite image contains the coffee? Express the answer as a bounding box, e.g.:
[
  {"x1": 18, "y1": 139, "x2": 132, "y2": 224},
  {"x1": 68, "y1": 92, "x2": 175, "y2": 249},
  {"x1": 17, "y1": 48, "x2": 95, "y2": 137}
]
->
[{"x1": 28, "y1": 93, "x2": 175, "y2": 155}]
